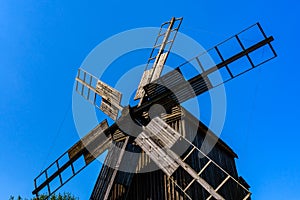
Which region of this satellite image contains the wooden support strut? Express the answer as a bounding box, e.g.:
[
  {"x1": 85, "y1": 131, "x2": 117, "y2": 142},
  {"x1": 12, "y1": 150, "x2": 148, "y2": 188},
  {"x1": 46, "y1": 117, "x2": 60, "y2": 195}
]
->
[
  {"x1": 103, "y1": 137, "x2": 130, "y2": 200},
  {"x1": 201, "y1": 36, "x2": 274, "y2": 77}
]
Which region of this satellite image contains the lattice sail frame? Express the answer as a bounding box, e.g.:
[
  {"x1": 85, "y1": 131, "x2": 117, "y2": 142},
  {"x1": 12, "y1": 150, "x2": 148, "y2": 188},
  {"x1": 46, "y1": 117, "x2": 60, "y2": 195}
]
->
[
  {"x1": 135, "y1": 117, "x2": 251, "y2": 200},
  {"x1": 134, "y1": 22, "x2": 276, "y2": 114},
  {"x1": 75, "y1": 68, "x2": 123, "y2": 120},
  {"x1": 33, "y1": 120, "x2": 111, "y2": 197},
  {"x1": 135, "y1": 17, "x2": 183, "y2": 101}
]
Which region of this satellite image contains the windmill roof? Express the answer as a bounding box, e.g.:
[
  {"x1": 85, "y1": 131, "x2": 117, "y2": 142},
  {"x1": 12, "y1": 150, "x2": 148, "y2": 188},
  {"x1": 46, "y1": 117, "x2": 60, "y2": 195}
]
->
[{"x1": 182, "y1": 106, "x2": 238, "y2": 158}]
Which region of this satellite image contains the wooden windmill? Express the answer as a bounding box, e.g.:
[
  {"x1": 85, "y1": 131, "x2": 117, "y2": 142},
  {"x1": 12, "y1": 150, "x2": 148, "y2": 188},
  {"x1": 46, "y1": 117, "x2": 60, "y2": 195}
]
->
[{"x1": 32, "y1": 17, "x2": 276, "y2": 200}]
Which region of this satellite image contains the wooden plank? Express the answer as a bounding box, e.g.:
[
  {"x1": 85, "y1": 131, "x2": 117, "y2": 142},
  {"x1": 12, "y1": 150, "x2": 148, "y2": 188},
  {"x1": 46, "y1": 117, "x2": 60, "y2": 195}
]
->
[
  {"x1": 91, "y1": 140, "x2": 141, "y2": 200},
  {"x1": 206, "y1": 175, "x2": 230, "y2": 200},
  {"x1": 134, "y1": 69, "x2": 153, "y2": 100},
  {"x1": 96, "y1": 79, "x2": 122, "y2": 106},
  {"x1": 103, "y1": 137, "x2": 129, "y2": 200},
  {"x1": 84, "y1": 136, "x2": 112, "y2": 165},
  {"x1": 135, "y1": 132, "x2": 179, "y2": 176},
  {"x1": 143, "y1": 68, "x2": 186, "y2": 99},
  {"x1": 81, "y1": 120, "x2": 108, "y2": 145},
  {"x1": 145, "y1": 117, "x2": 180, "y2": 148},
  {"x1": 243, "y1": 193, "x2": 251, "y2": 200},
  {"x1": 75, "y1": 68, "x2": 123, "y2": 117},
  {"x1": 90, "y1": 141, "x2": 124, "y2": 200},
  {"x1": 150, "y1": 52, "x2": 169, "y2": 81},
  {"x1": 111, "y1": 129, "x2": 126, "y2": 142},
  {"x1": 100, "y1": 99, "x2": 119, "y2": 121},
  {"x1": 68, "y1": 119, "x2": 109, "y2": 159},
  {"x1": 182, "y1": 147, "x2": 196, "y2": 161}
]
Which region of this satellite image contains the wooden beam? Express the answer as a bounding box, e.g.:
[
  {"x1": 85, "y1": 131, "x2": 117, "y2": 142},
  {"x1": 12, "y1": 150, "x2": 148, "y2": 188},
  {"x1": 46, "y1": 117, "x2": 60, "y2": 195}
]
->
[{"x1": 103, "y1": 137, "x2": 129, "y2": 200}]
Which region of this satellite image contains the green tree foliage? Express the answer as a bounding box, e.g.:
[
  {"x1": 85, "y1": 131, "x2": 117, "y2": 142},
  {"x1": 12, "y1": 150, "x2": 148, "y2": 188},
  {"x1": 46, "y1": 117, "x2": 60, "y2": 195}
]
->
[{"x1": 9, "y1": 192, "x2": 78, "y2": 200}]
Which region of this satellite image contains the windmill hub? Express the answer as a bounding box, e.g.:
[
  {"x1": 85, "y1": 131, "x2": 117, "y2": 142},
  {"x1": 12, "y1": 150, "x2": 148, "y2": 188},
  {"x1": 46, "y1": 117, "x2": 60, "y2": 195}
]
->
[
  {"x1": 116, "y1": 106, "x2": 142, "y2": 137},
  {"x1": 148, "y1": 104, "x2": 166, "y2": 119}
]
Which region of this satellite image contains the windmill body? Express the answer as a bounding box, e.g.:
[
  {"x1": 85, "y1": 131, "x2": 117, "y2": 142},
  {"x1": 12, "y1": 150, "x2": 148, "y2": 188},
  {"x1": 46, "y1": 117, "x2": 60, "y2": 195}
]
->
[
  {"x1": 91, "y1": 106, "x2": 250, "y2": 200},
  {"x1": 32, "y1": 17, "x2": 276, "y2": 200}
]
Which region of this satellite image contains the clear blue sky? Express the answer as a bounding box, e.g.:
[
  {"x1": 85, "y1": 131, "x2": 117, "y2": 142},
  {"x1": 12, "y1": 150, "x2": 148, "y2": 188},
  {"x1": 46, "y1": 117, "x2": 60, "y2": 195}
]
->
[{"x1": 1, "y1": 0, "x2": 299, "y2": 199}]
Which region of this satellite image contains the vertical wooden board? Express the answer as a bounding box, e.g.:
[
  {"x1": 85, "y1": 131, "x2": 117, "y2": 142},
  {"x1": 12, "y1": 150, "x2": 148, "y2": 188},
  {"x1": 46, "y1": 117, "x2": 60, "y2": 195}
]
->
[
  {"x1": 134, "y1": 69, "x2": 153, "y2": 100},
  {"x1": 84, "y1": 137, "x2": 112, "y2": 165},
  {"x1": 81, "y1": 120, "x2": 109, "y2": 146},
  {"x1": 68, "y1": 120, "x2": 109, "y2": 159},
  {"x1": 112, "y1": 129, "x2": 126, "y2": 142},
  {"x1": 100, "y1": 99, "x2": 119, "y2": 121},
  {"x1": 90, "y1": 141, "x2": 125, "y2": 200},
  {"x1": 96, "y1": 80, "x2": 122, "y2": 105},
  {"x1": 134, "y1": 52, "x2": 168, "y2": 101},
  {"x1": 68, "y1": 141, "x2": 84, "y2": 160},
  {"x1": 145, "y1": 117, "x2": 180, "y2": 149},
  {"x1": 103, "y1": 137, "x2": 130, "y2": 200},
  {"x1": 151, "y1": 52, "x2": 169, "y2": 82},
  {"x1": 135, "y1": 132, "x2": 179, "y2": 176},
  {"x1": 75, "y1": 68, "x2": 122, "y2": 109},
  {"x1": 96, "y1": 80, "x2": 111, "y2": 98}
]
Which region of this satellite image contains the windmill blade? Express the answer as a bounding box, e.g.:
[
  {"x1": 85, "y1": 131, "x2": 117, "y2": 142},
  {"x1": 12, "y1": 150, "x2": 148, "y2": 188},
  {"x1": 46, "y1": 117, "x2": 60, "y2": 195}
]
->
[
  {"x1": 32, "y1": 120, "x2": 112, "y2": 199},
  {"x1": 135, "y1": 23, "x2": 276, "y2": 112},
  {"x1": 75, "y1": 68, "x2": 123, "y2": 121},
  {"x1": 135, "y1": 117, "x2": 251, "y2": 200},
  {"x1": 135, "y1": 17, "x2": 183, "y2": 101}
]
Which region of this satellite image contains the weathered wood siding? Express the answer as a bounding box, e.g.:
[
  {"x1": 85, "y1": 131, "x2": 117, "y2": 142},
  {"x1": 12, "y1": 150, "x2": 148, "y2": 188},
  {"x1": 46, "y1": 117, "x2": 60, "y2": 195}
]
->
[{"x1": 91, "y1": 106, "x2": 250, "y2": 200}]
